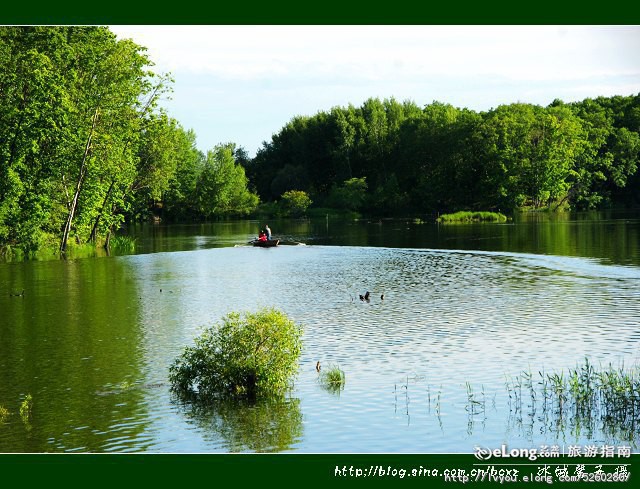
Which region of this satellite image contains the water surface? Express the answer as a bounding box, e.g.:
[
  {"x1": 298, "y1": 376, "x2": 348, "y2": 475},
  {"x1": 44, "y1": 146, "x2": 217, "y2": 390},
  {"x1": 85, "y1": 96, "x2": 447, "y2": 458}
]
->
[{"x1": 1, "y1": 212, "x2": 639, "y2": 453}]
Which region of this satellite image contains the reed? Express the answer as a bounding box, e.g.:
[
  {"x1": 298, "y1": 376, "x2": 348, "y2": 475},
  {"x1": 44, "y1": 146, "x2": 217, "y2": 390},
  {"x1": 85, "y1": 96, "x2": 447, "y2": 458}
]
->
[
  {"x1": 109, "y1": 235, "x2": 137, "y2": 253},
  {"x1": 505, "y1": 359, "x2": 640, "y2": 433},
  {"x1": 465, "y1": 382, "x2": 486, "y2": 415}
]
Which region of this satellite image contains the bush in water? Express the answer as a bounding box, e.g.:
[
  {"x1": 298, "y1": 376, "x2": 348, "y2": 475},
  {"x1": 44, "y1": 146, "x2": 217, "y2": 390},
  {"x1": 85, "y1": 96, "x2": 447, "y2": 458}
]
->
[{"x1": 169, "y1": 308, "x2": 303, "y2": 399}]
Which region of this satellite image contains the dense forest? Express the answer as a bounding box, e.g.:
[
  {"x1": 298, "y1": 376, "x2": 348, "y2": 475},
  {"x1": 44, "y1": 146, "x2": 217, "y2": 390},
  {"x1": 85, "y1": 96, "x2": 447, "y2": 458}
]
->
[
  {"x1": 248, "y1": 95, "x2": 640, "y2": 216},
  {"x1": 1, "y1": 26, "x2": 639, "y2": 257}
]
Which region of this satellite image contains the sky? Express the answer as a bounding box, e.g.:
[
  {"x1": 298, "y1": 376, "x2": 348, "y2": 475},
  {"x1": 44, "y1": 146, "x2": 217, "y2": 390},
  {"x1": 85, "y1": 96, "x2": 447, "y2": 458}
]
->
[{"x1": 110, "y1": 25, "x2": 640, "y2": 157}]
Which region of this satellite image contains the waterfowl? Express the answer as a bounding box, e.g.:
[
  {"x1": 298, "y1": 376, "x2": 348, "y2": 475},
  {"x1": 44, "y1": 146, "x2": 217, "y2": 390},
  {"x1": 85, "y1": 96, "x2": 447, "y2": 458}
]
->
[
  {"x1": 364, "y1": 291, "x2": 370, "y2": 301},
  {"x1": 381, "y1": 294, "x2": 384, "y2": 300},
  {"x1": 359, "y1": 294, "x2": 365, "y2": 301},
  {"x1": 316, "y1": 361, "x2": 321, "y2": 372}
]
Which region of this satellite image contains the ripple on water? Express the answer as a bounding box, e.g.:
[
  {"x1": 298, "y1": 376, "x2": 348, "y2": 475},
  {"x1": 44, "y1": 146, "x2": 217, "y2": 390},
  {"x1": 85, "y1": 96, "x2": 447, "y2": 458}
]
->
[{"x1": 2, "y1": 245, "x2": 639, "y2": 453}]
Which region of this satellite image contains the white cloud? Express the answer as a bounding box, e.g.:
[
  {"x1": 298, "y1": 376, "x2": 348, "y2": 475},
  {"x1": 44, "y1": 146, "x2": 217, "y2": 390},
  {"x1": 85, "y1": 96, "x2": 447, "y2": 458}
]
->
[
  {"x1": 111, "y1": 25, "x2": 640, "y2": 81},
  {"x1": 109, "y1": 25, "x2": 640, "y2": 155}
]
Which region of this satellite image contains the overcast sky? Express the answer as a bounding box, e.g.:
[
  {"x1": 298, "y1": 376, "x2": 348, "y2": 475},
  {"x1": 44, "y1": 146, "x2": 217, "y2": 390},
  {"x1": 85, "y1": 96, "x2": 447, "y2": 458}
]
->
[{"x1": 110, "y1": 25, "x2": 640, "y2": 157}]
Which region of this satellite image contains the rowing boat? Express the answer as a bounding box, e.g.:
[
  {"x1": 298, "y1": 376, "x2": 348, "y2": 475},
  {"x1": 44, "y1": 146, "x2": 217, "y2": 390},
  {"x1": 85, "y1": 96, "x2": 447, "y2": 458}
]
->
[{"x1": 251, "y1": 239, "x2": 279, "y2": 247}]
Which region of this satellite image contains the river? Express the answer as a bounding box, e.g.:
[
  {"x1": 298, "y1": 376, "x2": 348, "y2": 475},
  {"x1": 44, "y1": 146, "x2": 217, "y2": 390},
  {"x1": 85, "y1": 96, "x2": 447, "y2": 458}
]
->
[{"x1": 1, "y1": 211, "x2": 639, "y2": 452}]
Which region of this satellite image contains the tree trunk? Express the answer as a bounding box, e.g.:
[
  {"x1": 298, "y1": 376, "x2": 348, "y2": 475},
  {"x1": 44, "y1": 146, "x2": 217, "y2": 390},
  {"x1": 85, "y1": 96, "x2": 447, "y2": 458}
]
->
[
  {"x1": 104, "y1": 228, "x2": 112, "y2": 250},
  {"x1": 89, "y1": 179, "x2": 115, "y2": 243},
  {"x1": 60, "y1": 107, "x2": 100, "y2": 253}
]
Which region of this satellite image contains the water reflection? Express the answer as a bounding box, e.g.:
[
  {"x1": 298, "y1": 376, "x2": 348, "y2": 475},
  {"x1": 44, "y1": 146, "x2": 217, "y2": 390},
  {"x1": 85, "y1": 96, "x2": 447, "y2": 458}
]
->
[
  {"x1": 174, "y1": 396, "x2": 303, "y2": 453},
  {"x1": 121, "y1": 211, "x2": 640, "y2": 267},
  {"x1": 0, "y1": 258, "x2": 147, "y2": 452}
]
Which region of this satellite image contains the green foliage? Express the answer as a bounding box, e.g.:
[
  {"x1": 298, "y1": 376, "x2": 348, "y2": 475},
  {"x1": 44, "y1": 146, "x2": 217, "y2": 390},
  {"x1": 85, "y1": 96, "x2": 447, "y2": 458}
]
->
[
  {"x1": 0, "y1": 27, "x2": 263, "y2": 257},
  {"x1": 195, "y1": 143, "x2": 260, "y2": 218},
  {"x1": 477, "y1": 103, "x2": 585, "y2": 210},
  {"x1": 250, "y1": 95, "x2": 640, "y2": 216},
  {"x1": 437, "y1": 211, "x2": 508, "y2": 223},
  {"x1": 306, "y1": 207, "x2": 361, "y2": 219},
  {"x1": 160, "y1": 128, "x2": 205, "y2": 221},
  {"x1": 1, "y1": 25, "x2": 638, "y2": 256},
  {"x1": 325, "y1": 177, "x2": 368, "y2": 211},
  {"x1": 108, "y1": 235, "x2": 137, "y2": 253},
  {"x1": 0, "y1": 26, "x2": 162, "y2": 254},
  {"x1": 280, "y1": 190, "x2": 312, "y2": 217},
  {"x1": 251, "y1": 201, "x2": 283, "y2": 219},
  {"x1": 169, "y1": 308, "x2": 303, "y2": 399}
]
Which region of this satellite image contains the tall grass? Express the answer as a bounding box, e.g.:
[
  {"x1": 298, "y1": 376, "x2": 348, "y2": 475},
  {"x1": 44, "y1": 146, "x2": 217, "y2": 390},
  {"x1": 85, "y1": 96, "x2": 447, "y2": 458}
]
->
[
  {"x1": 108, "y1": 235, "x2": 137, "y2": 253},
  {"x1": 503, "y1": 359, "x2": 640, "y2": 441}
]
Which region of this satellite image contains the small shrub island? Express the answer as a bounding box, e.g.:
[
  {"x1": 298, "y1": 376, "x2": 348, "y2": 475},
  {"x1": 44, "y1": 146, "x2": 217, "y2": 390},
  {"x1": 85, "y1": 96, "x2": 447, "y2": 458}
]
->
[
  {"x1": 169, "y1": 308, "x2": 303, "y2": 400},
  {"x1": 437, "y1": 211, "x2": 508, "y2": 223}
]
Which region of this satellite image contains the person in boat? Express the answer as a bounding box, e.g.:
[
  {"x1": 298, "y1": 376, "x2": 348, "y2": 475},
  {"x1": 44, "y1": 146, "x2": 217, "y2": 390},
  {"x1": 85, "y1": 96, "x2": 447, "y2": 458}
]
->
[
  {"x1": 258, "y1": 230, "x2": 268, "y2": 242},
  {"x1": 265, "y1": 224, "x2": 272, "y2": 240}
]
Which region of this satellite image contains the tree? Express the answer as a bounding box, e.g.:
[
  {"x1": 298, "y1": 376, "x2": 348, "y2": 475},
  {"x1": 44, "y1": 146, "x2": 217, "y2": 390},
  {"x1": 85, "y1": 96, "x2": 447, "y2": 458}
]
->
[
  {"x1": 0, "y1": 27, "x2": 71, "y2": 253},
  {"x1": 569, "y1": 96, "x2": 640, "y2": 208},
  {"x1": 128, "y1": 114, "x2": 200, "y2": 221},
  {"x1": 58, "y1": 27, "x2": 159, "y2": 251},
  {"x1": 325, "y1": 177, "x2": 368, "y2": 211},
  {"x1": 195, "y1": 143, "x2": 259, "y2": 217},
  {"x1": 0, "y1": 26, "x2": 162, "y2": 253},
  {"x1": 160, "y1": 128, "x2": 204, "y2": 221},
  {"x1": 476, "y1": 103, "x2": 584, "y2": 210},
  {"x1": 280, "y1": 190, "x2": 312, "y2": 217}
]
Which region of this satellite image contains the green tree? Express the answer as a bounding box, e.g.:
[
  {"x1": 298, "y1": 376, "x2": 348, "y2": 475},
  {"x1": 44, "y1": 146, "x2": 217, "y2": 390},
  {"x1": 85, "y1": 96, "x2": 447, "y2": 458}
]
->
[
  {"x1": 280, "y1": 189, "x2": 312, "y2": 217},
  {"x1": 569, "y1": 96, "x2": 640, "y2": 208},
  {"x1": 477, "y1": 103, "x2": 584, "y2": 210},
  {"x1": 0, "y1": 27, "x2": 71, "y2": 253},
  {"x1": 161, "y1": 129, "x2": 204, "y2": 221},
  {"x1": 0, "y1": 26, "x2": 162, "y2": 253},
  {"x1": 57, "y1": 27, "x2": 160, "y2": 251},
  {"x1": 325, "y1": 177, "x2": 368, "y2": 211},
  {"x1": 195, "y1": 143, "x2": 259, "y2": 218},
  {"x1": 127, "y1": 114, "x2": 202, "y2": 222}
]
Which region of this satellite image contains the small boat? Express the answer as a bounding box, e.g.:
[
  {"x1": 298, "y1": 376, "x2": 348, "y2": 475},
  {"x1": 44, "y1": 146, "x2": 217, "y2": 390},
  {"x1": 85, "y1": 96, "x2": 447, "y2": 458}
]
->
[{"x1": 251, "y1": 239, "x2": 279, "y2": 247}]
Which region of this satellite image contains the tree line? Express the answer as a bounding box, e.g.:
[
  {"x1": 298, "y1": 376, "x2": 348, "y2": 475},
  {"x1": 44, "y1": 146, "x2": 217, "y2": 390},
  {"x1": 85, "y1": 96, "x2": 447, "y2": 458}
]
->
[
  {"x1": 0, "y1": 26, "x2": 257, "y2": 256},
  {"x1": 1, "y1": 26, "x2": 639, "y2": 258},
  {"x1": 248, "y1": 96, "x2": 640, "y2": 216}
]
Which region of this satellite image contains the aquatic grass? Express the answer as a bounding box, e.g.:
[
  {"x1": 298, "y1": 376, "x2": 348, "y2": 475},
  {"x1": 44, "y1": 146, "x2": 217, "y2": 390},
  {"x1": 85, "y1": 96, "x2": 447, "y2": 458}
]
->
[
  {"x1": 465, "y1": 381, "x2": 486, "y2": 415},
  {"x1": 436, "y1": 211, "x2": 508, "y2": 223},
  {"x1": 435, "y1": 385, "x2": 442, "y2": 417},
  {"x1": 504, "y1": 359, "x2": 640, "y2": 437},
  {"x1": 318, "y1": 364, "x2": 345, "y2": 394},
  {"x1": 109, "y1": 235, "x2": 137, "y2": 253}
]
